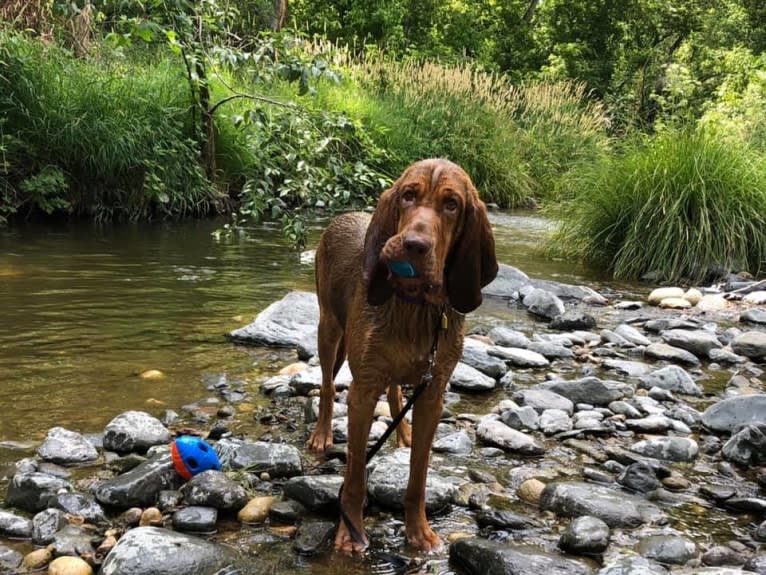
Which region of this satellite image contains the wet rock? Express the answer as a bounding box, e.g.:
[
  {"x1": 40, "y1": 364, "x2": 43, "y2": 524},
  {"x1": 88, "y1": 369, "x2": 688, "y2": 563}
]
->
[
  {"x1": 269, "y1": 499, "x2": 306, "y2": 524},
  {"x1": 290, "y1": 363, "x2": 352, "y2": 395},
  {"x1": 559, "y1": 516, "x2": 610, "y2": 554},
  {"x1": 731, "y1": 331, "x2": 766, "y2": 361},
  {"x1": 527, "y1": 341, "x2": 575, "y2": 360},
  {"x1": 721, "y1": 423, "x2": 766, "y2": 466},
  {"x1": 48, "y1": 556, "x2": 93, "y2": 575},
  {"x1": 450, "y1": 537, "x2": 593, "y2": 575},
  {"x1": 172, "y1": 506, "x2": 218, "y2": 533},
  {"x1": 539, "y1": 482, "x2": 664, "y2": 528},
  {"x1": 102, "y1": 411, "x2": 171, "y2": 454},
  {"x1": 614, "y1": 324, "x2": 652, "y2": 346},
  {"x1": 476, "y1": 419, "x2": 545, "y2": 455},
  {"x1": 701, "y1": 545, "x2": 747, "y2": 566},
  {"x1": 609, "y1": 401, "x2": 642, "y2": 419},
  {"x1": 95, "y1": 454, "x2": 179, "y2": 508},
  {"x1": 637, "y1": 534, "x2": 698, "y2": 565},
  {"x1": 757, "y1": 520, "x2": 766, "y2": 542},
  {"x1": 618, "y1": 462, "x2": 660, "y2": 493},
  {"x1": 52, "y1": 524, "x2": 95, "y2": 556},
  {"x1": 639, "y1": 365, "x2": 702, "y2": 396},
  {"x1": 702, "y1": 395, "x2": 766, "y2": 432},
  {"x1": 596, "y1": 555, "x2": 669, "y2": 574},
  {"x1": 432, "y1": 429, "x2": 473, "y2": 455},
  {"x1": 157, "y1": 490, "x2": 183, "y2": 512},
  {"x1": 550, "y1": 311, "x2": 596, "y2": 331},
  {"x1": 523, "y1": 288, "x2": 566, "y2": 320},
  {"x1": 5, "y1": 472, "x2": 71, "y2": 512},
  {"x1": 238, "y1": 496, "x2": 275, "y2": 524},
  {"x1": 461, "y1": 338, "x2": 509, "y2": 378},
  {"x1": 180, "y1": 470, "x2": 248, "y2": 512},
  {"x1": 661, "y1": 329, "x2": 722, "y2": 358},
  {"x1": 37, "y1": 427, "x2": 99, "y2": 466},
  {"x1": 744, "y1": 554, "x2": 766, "y2": 574},
  {"x1": 304, "y1": 397, "x2": 347, "y2": 423},
  {"x1": 476, "y1": 509, "x2": 539, "y2": 530},
  {"x1": 518, "y1": 478, "x2": 546, "y2": 504},
  {"x1": 228, "y1": 290, "x2": 319, "y2": 349},
  {"x1": 32, "y1": 508, "x2": 67, "y2": 545},
  {"x1": 50, "y1": 492, "x2": 108, "y2": 523},
  {"x1": 215, "y1": 437, "x2": 302, "y2": 478},
  {"x1": 283, "y1": 475, "x2": 343, "y2": 514},
  {"x1": 604, "y1": 359, "x2": 652, "y2": 378},
  {"x1": 630, "y1": 437, "x2": 699, "y2": 463},
  {"x1": 489, "y1": 346, "x2": 549, "y2": 368},
  {"x1": 293, "y1": 520, "x2": 335, "y2": 555},
  {"x1": 501, "y1": 406, "x2": 540, "y2": 431},
  {"x1": 21, "y1": 546, "x2": 53, "y2": 571},
  {"x1": 100, "y1": 526, "x2": 238, "y2": 575},
  {"x1": 536, "y1": 377, "x2": 630, "y2": 406},
  {"x1": 0, "y1": 509, "x2": 32, "y2": 538},
  {"x1": 644, "y1": 343, "x2": 700, "y2": 365},
  {"x1": 741, "y1": 309, "x2": 766, "y2": 325},
  {"x1": 515, "y1": 388, "x2": 573, "y2": 415},
  {"x1": 649, "y1": 288, "x2": 684, "y2": 304},
  {"x1": 539, "y1": 409, "x2": 573, "y2": 435},
  {"x1": 0, "y1": 544, "x2": 23, "y2": 571},
  {"x1": 488, "y1": 326, "x2": 531, "y2": 348},
  {"x1": 367, "y1": 449, "x2": 458, "y2": 512},
  {"x1": 449, "y1": 362, "x2": 498, "y2": 392},
  {"x1": 722, "y1": 497, "x2": 766, "y2": 514},
  {"x1": 625, "y1": 415, "x2": 674, "y2": 433}
]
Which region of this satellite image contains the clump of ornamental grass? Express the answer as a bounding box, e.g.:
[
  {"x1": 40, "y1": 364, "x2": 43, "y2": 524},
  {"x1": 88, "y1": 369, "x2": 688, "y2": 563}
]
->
[{"x1": 549, "y1": 128, "x2": 766, "y2": 282}]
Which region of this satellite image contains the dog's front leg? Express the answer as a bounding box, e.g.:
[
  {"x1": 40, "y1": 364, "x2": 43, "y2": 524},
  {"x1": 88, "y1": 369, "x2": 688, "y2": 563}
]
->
[
  {"x1": 335, "y1": 379, "x2": 380, "y2": 554},
  {"x1": 404, "y1": 379, "x2": 446, "y2": 552}
]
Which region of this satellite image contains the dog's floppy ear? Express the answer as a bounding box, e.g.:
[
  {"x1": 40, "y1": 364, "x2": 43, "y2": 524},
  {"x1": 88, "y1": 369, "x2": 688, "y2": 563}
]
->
[
  {"x1": 447, "y1": 185, "x2": 498, "y2": 314},
  {"x1": 363, "y1": 184, "x2": 399, "y2": 305}
]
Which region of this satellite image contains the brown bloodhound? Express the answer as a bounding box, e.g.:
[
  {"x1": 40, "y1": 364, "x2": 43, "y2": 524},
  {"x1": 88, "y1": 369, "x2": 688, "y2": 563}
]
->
[{"x1": 307, "y1": 158, "x2": 498, "y2": 554}]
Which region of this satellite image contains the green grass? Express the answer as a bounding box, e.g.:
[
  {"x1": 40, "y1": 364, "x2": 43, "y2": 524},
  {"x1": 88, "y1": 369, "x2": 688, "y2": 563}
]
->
[{"x1": 549, "y1": 128, "x2": 766, "y2": 282}]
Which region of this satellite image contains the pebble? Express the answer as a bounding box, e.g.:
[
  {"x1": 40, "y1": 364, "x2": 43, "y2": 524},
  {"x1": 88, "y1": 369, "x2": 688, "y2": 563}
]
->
[{"x1": 48, "y1": 556, "x2": 93, "y2": 575}]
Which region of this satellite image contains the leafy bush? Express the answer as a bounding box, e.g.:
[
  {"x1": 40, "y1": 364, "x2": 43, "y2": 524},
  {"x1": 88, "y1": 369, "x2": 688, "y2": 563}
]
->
[{"x1": 550, "y1": 128, "x2": 766, "y2": 282}]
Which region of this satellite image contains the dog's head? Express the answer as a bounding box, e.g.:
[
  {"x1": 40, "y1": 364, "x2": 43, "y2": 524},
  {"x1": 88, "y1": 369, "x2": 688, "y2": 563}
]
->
[{"x1": 363, "y1": 159, "x2": 498, "y2": 313}]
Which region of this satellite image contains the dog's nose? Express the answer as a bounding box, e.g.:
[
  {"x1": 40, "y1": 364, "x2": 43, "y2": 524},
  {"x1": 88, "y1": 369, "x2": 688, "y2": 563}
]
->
[{"x1": 403, "y1": 234, "x2": 432, "y2": 257}]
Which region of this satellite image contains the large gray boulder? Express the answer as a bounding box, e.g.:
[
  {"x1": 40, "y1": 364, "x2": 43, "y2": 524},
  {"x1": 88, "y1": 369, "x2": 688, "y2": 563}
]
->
[
  {"x1": 228, "y1": 291, "x2": 319, "y2": 349},
  {"x1": 536, "y1": 377, "x2": 630, "y2": 406},
  {"x1": 731, "y1": 331, "x2": 766, "y2": 361},
  {"x1": 215, "y1": 437, "x2": 302, "y2": 478},
  {"x1": 5, "y1": 472, "x2": 71, "y2": 513},
  {"x1": 95, "y1": 454, "x2": 180, "y2": 508},
  {"x1": 102, "y1": 411, "x2": 171, "y2": 454},
  {"x1": 702, "y1": 395, "x2": 766, "y2": 433},
  {"x1": 100, "y1": 527, "x2": 239, "y2": 575},
  {"x1": 639, "y1": 365, "x2": 702, "y2": 396},
  {"x1": 37, "y1": 427, "x2": 99, "y2": 465}
]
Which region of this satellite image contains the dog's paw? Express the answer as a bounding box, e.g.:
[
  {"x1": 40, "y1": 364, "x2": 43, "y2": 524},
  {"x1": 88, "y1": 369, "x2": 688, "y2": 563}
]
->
[
  {"x1": 306, "y1": 429, "x2": 333, "y2": 453},
  {"x1": 334, "y1": 521, "x2": 368, "y2": 555},
  {"x1": 406, "y1": 525, "x2": 443, "y2": 553}
]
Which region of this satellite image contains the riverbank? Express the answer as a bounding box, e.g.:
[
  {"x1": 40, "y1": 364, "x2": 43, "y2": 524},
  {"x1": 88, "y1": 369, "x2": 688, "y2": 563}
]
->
[{"x1": 1, "y1": 264, "x2": 765, "y2": 574}]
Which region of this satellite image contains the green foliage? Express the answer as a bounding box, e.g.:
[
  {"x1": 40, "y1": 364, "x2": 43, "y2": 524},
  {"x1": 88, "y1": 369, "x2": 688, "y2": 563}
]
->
[{"x1": 550, "y1": 128, "x2": 766, "y2": 282}]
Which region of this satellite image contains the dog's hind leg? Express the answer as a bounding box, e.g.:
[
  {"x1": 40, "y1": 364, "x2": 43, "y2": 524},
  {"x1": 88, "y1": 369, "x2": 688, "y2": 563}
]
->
[
  {"x1": 307, "y1": 316, "x2": 344, "y2": 453},
  {"x1": 386, "y1": 384, "x2": 412, "y2": 448}
]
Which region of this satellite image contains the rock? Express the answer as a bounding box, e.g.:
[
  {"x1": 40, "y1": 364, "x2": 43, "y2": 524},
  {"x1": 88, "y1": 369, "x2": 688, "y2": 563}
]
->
[
  {"x1": 228, "y1": 291, "x2": 319, "y2": 350},
  {"x1": 659, "y1": 297, "x2": 692, "y2": 309},
  {"x1": 661, "y1": 329, "x2": 722, "y2": 357},
  {"x1": 450, "y1": 537, "x2": 593, "y2": 575},
  {"x1": 21, "y1": 546, "x2": 53, "y2": 571},
  {"x1": 476, "y1": 509, "x2": 539, "y2": 530},
  {"x1": 482, "y1": 264, "x2": 533, "y2": 299},
  {"x1": 731, "y1": 331, "x2": 766, "y2": 361},
  {"x1": 95, "y1": 454, "x2": 179, "y2": 508},
  {"x1": 744, "y1": 554, "x2": 766, "y2": 574},
  {"x1": 630, "y1": 437, "x2": 699, "y2": 462},
  {"x1": 596, "y1": 555, "x2": 669, "y2": 574},
  {"x1": 432, "y1": 430, "x2": 473, "y2": 455},
  {"x1": 269, "y1": 499, "x2": 306, "y2": 524},
  {"x1": 283, "y1": 475, "x2": 343, "y2": 514},
  {"x1": 618, "y1": 462, "x2": 660, "y2": 493},
  {"x1": 449, "y1": 362, "x2": 498, "y2": 392},
  {"x1": 702, "y1": 395, "x2": 766, "y2": 432},
  {"x1": 637, "y1": 534, "x2": 698, "y2": 565},
  {"x1": 756, "y1": 520, "x2": 766, "y2": 542},
  {"x1": 215, "y1": 437, "x2": 302, "y2": 478},
  {"x1": 100, "y1": 526, "x2": 238, "y2": 575},
  {"x1": 237, "y1": 496, "x2": 275, "y2": 524},
  {"x1": 614, "y1": 324, "x2": 652, "y2": 346},
  {"x1": 744, "y1": 291, "x2": 766, "y2": 305},
  {"x1": 639, "y1": 365, "x2": 702, "y2": 396},
  {"x1": 5, "y1": 472, "x2": 71, "y2": 512},
  {"x1": 550, "y1": 311, "x2": 596, "y2": 331},
  {"x1": 367, "y1": 449, "x2": 458, "y2": 512},
  {"x1": 0, "y1": 510, "x2": 32, "y2": 538},
  {"x1": 649, "y1": 287, "x2": 684, "y2": 305},
  {"x1": 539, "y1": 409, "x2": 573, "y2": 435},
  {"x1": 701, "y1": 545, "x2": 748, "y2": 566},
  {"x1": 559, "y1": 516, "x2": 610, "y2": 554},
  {"x1": 172, "y1": 506, "x2": 218, "y2": 533},
  {"x1": 644, "y1": 343, "x2": 700, "y2": 365},
  {"x1": 48, "y1": 556, "x2": 93, "y2": 575},
  {"x1": 476, "y1": 419, "x2": 545, "y2": 455},
  {"x1": 683, "y1": 288, "x2": 703, "y2": 305},
  {"x1": 461, "y1": 338, "x2": 509, "y2": 378},
  {"x1": 102, "y1": 411, "x2": 171, "y2": 454},
  {"x1": 0, "y1": 544, "x2": 23, "y2": 571},
  {"x1": 518, "y1": 478, "x2": 546, "y2": 504},
  {"x1": 51, "y1": 524, "x2": 95, "y2": 556},
  {"x1": 139, "y1": 507, "x2": 163, "y2": 526},
  {"x1": 603, "y1": 359, "x2": 652, "y2": 378},
  {"x1": 539, "y1": 482, "x2": 664, "y2": 527},
  {"x1": 488, "y1": 326, "x2": 531, "y2": 348},
  {"x1": 523, "y1": 288, "x2": 565, "y2": 320},
  {"x1": 180, "y1": 470, "x2": 248, "y2": 511},
  {"x1": 515, "y1": 388, "x2": 573, "y2": 415},
  {"x1": 49, "y1": 492, "x2": 108, "y2": 523},
  {"x1": 536, "y1": 377, "x2": 630, "y2": 406},
  {"x1": 527, "y1": 341, "x2": 574, "y2": 360},
  {"x1": 741, "y1": 309, "x2": 766, "y2": 325},
  {"x1": 32, "y1": 508, "x2": 67, "y2": 545},
  {"x1": 501, "y1": 406, "x2": 540, "y2": 431},
  {"x1": 625, "y1": 415, "x2": 674, "y2": 433},
  {"x1": 37, "y1": 427, "x2": 99, "y2": 466},
  {"x1": 721, "y1": 423, "x2": 766, "y2": 466},
  {"x1": 293, "y1": 520, "x2": 335, "y2": 555},
  {"x1": 489, "y1": 346, "x2": 549, "y2": 368}
]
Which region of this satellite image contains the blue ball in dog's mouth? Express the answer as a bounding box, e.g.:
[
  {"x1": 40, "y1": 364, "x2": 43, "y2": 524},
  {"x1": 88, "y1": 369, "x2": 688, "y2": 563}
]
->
[{"x1": 389, "y1": 260, "x2": 417, "y2": 278}]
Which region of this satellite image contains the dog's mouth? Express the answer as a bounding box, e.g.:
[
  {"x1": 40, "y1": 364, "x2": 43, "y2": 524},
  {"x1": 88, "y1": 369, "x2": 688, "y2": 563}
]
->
[{"x1": 384, "y1": 262, "x2": 443, "y2": 302}]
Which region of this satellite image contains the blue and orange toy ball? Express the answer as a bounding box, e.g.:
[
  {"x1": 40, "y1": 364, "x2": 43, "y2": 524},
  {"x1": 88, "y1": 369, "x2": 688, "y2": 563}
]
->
[{"x1": 171, "y1": 435, "x2": 222, "y2": 480}]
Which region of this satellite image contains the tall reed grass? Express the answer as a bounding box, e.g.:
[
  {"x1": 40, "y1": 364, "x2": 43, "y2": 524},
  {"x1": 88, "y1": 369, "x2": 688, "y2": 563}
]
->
[{"x1": 550, "y1": 128, "x2": 766, "y2": 282}]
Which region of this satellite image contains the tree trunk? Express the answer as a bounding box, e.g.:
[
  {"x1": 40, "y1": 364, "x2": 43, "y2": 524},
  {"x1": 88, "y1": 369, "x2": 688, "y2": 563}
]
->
[{"x1": 273, "y1": 0, "x2": 287, "y2": 31}]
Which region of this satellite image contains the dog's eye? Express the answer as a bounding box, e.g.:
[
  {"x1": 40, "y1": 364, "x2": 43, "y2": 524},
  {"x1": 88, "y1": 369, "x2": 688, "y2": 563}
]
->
[
  {"x1": 401, "y1": 189, "x2": 416, "y2": 203},
  {"x1": 444, "y1": 197, "x2": 459, "y2": 212}
]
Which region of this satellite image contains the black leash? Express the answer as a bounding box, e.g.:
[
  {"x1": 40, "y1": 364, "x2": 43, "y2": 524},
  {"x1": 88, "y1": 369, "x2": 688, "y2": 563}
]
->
[{"x1": 337, "y1": 306, "x2": 449, "y2": 549}]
